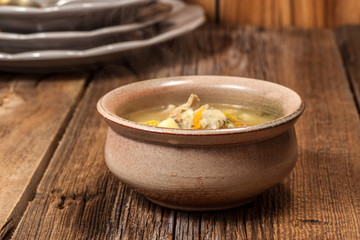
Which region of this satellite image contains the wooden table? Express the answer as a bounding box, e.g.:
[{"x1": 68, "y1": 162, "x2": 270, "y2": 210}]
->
[{"x1": 1, "y1": 25, "x2": 359, "y2": 239}]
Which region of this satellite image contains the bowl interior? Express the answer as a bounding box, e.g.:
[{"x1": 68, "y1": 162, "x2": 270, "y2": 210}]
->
[
  {"x1": 97, "y1": 75, "x2": 304, "y2": 145},
  {"x1": 104, "y1": 76, "x2": 301, "y2": 121}
]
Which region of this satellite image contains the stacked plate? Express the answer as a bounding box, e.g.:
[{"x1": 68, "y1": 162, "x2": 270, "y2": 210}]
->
[{"x1": 0, "y1": 0, "x2": 205, "y2": 71}]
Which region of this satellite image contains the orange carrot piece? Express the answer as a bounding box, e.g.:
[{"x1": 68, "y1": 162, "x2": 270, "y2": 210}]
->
[{"x1": 192, "y1": 107, "x2": 206, "y2": 129}]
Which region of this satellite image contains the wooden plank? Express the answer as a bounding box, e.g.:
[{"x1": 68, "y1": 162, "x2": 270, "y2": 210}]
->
[
  {"x1": 185, "y1": 0, "x2": 217, "y2": 22},
  {"x1": 0, "y1": 73, "x2": 87, "y2": 239},
  {"x1": 335, "y1": 25, "x2": 360, "y2": 112},
  {"x1": 12, "y1": 26, "x2": 360, "y2": 239},
  {"x1": 333, "y1": 1, "x2": 360, "y2": 28},
  {"x1": 218, "y1": 0, "x2": 360, "y2": 29}
]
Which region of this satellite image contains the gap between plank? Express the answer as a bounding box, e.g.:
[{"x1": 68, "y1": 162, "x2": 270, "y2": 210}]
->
[
  {"x1": 344, "y1": 66, "x2": 360, "y2": 115},
  {"x1": 334, "y1": 29, "x2": 360, "y2": 115},
  {"x1": 172, "y1": 211, "x2": 177, "y2": 239},
  {"x1": 215, "y1": 0, "x2": 220, "y2": 24}
]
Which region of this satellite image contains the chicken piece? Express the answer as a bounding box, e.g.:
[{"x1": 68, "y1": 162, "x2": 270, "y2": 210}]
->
[
  {"x1": 199, "y1": 109, "x2": 227, "y2": 129},
  {"x1": 178, "y1": 108, "x2": 195, "y2": 129},
  {"x1": 168, "y1": 94, "x2": 200, "y2": 123}
]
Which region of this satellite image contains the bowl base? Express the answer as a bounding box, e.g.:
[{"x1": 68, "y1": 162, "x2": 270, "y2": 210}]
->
[{"x1": 146, "y1": 196, "x2": 257, "y2": 211}]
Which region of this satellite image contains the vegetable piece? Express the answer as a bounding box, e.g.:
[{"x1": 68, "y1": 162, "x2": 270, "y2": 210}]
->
[
  {"x1": 233, "y1": 121, "x2": 246, "y2": 127},
  {"x1": 158, "y1": 118, "x2": 180, "y2": 129},
  {"x1": 223, "y1": 111, "x2": 246, "y2": 127},
  {"x1": 141, "y1": 120, "x2": 159, "y2": 126},
  {"x1": 222, "y1": 111, "x2": 237, "y2": 121},
  {"x1": 192, "y1": 107, "x2": 206, "y2": 129}
]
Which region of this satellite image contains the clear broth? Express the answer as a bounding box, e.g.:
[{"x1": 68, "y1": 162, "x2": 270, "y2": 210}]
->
[{"x1": 126, "y1": 103, "x2": 281, "y2": 128}]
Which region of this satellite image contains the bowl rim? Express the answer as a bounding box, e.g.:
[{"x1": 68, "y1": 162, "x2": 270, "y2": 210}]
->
[{"x1": 97, "y1": 75, "x2": 305, "y2": 138}]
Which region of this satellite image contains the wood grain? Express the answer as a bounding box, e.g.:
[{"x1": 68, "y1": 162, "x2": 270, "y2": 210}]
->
[
  {"x1": 335, "y1": 25, "x2": 360, "y2": 112},
  {"x1": 206, "y1": 0, "x2": 360, "y2": 28},
  {"x1": 0, "y1": 73, "x2": 87, "y2": 239},
  {"x1": 11, "y1": 26, "x2": 360, "y2": 239}
]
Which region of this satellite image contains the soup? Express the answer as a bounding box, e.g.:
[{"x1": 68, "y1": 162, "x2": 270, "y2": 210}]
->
[{"x1": 126, "y1": 94, "x2": 281, "y2": 129}]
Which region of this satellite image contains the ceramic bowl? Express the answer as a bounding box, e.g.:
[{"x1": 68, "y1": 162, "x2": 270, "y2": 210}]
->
[{"x1": 97, "y1": 75, "x2": 305, "y2": 211}]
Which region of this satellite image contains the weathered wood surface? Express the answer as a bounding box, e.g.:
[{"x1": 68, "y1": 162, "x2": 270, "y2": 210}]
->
[
  {"x1": 0, "y1": 73, "x2": 88, "y2": 239},
  {"x1": 4, "y1": 26, "x2": 360, "y2": 239},
  {"x1": 336, "y1": 25, "x2": 360, "y2": 112}
]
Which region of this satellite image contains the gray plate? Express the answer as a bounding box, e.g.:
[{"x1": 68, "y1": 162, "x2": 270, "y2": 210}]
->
[
  {"x1": 0, "y1": 0, "x2": 182, "y2": 53},
  {"x1": 0, "y1": 3, "x2": 205, "y2": 72},
  {"x1": 0, "y1": 0, "x2": 156, "y2": 33}
]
